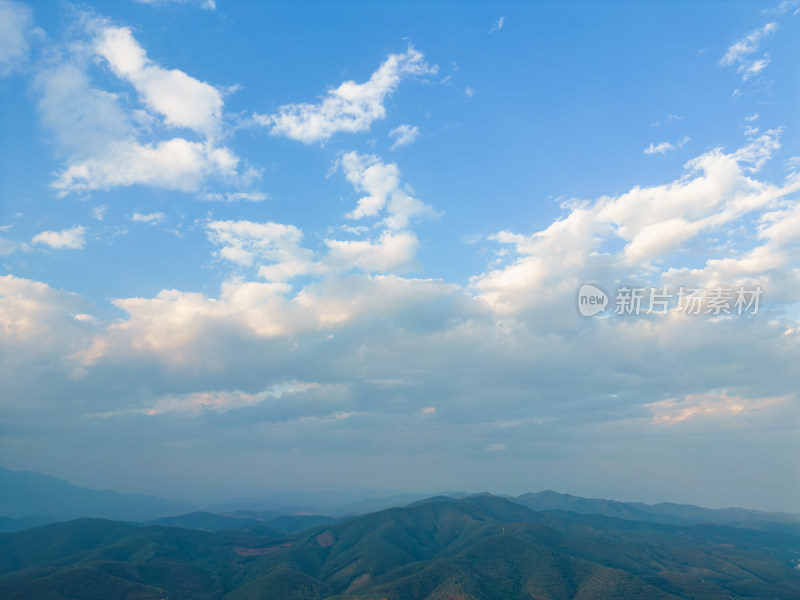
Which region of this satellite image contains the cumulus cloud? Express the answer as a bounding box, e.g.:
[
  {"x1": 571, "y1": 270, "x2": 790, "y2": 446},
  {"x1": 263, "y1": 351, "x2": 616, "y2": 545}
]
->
[
  {"x1": 33, "y1": 14, "x2": 248, "y2": 195},
  {"x1": 5, "y1": 17, "x2": 800, "y2": 503},
  {"x1": 32, "y1": 226, "x2": 87, "y2": 250},
  {"x1": 94, "y1": 25, "x2": 223, "y2": 136},
  {"x1": 662, "y1": 195, "x2": 800, "y2": 299},
  {"x1": 206, "y1": 219, "x2": 420, "y2": 280},
  {"x1": 340, "y1": 151, "x2": 436, "y2": 229},
  {"x1": 73, "y1": 274, "x2": 460, "y2": 369},
  {"x1": 53, "y1": 138, "x2": 239, "y2": 194},
  {"x1": 325, "y1": 230, "x2": 419, "y2": 273},
  {"x1": 202, "y1": 151, "x2": 434, "y2": 283},
  {"x1": 206, "y1": 219, "x2": 314, "y2": 280},
  {"x1": 0, "y1": 276, "x2": 97, "y2": 397},
  {"x1": 472, "y1": 128, "x2": 798, "y2": 314},
  {"x1": 388, "y1": 124, "x2": 420, "y2": 149},
  {"x1": 720, "y1": 22, "x2": 778, "y2": 81},
  {"x1": 5, "y1": 137, "x2": 800, "y2": 502},
  {"x1": 254, "y1": 46, "x2": 437, "y2": 143}
]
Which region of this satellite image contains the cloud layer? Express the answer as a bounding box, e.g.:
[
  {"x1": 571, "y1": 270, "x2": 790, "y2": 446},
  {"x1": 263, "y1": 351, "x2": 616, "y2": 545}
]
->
[{"x1": 254, "y1": 46, "x2": 437, "y2": 143}]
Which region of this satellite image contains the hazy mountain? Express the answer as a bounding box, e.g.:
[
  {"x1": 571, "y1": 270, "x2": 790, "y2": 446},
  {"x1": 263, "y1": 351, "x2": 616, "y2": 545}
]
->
[
  {"x1": 147, "y1": 511, "x2": 338, "y2": 536},
  {"x1": 0, "y1": 516, "x2": 55, "y2": 533},
  {"x1": 1, "y1": 493, "x2": 799, "y2": 599},
  {"x1": 204, "y1": 490, "x2": 463, "y2": 516},
  {"x1": 515, "y1": 490, "x2": 800, "y2": 532},
  {"x1": 0, "y1": 465, "x2": 467, "y2": 528},
  {"x1": 0, "y1": 467, "x2": 196, "y2": 522}
]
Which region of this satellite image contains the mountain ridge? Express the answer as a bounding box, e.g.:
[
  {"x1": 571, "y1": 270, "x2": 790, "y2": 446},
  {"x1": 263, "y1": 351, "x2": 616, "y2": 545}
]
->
[{"x1": 1, "y1": 493, "x2": 799, "y2": 599}]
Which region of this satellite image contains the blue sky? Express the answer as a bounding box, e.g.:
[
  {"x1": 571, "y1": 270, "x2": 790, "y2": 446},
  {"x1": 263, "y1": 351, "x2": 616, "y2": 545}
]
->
[{"x1": 0, "y1": 0, "x2": 798, "y2": 511}]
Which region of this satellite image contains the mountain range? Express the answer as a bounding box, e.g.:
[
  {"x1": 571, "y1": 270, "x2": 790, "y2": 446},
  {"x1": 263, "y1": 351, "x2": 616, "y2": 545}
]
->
[
  {"x1": 1, "y1": 467, "x2": 799, "y2": 599},
  {"x1": 1, "y1": 493, "x2": 799, "y2": 599}
]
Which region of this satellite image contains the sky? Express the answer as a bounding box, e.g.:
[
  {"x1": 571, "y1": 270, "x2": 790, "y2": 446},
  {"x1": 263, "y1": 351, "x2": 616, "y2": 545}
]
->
[{"x1": 0, "y1": 0, "x2": 799, "y2": 512}]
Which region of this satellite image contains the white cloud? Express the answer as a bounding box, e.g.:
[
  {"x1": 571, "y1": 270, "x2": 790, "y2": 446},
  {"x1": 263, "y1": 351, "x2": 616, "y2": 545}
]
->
[
  {"x1": 0, "y1": 0, "x2": 34, "y2": 75},
  {"x1": 206, "y1": 219, "x2": 314, "y2": 281},
  {"x1": 5, "y1": 6, "x2": 800, "y2": 508},
  {"x1": 35, "y1": 62, "x2": 135, "y2": 157},
  {"x1": 340, "y1": 151, "x2": 436, "y2": 230},
  {"x1": 388, "y1": 124, "x2": 420, "y2": 149},
  {"x1": 740, "y1": 56, "x2": 770, "y2": 80},
  {"x1": 472, "y1": 128, "x2": 798, "y2": 314},
  {"x1": 465, "y1": 86, "x2": 475, "y2": 98},
  {"x1": 325, "y1": 230, "x2": 419, "y2": 274},
  {"x1": 32, "y1": 226, "x2": 87, "y2": 250},
  {"x1": 74, "y1": 274, "x2": 458, "y2": 367},
  {"x1": 94, "y1": 25, "x2": 223, "y2": 136},
  {"x1": 206, "y1": 218, "x2": 419, "y2": 280},
  {"x1": 662, "y1": 194, "x2": 800, "y2": 299},
  {"x1": 131, "y1": 211, "x2": 165, "y2": 224},
  {"x1": 646, "y1": 391, "x2": 785, "y2": 424},
  {"x1": 720, "y1": 22, "x2": 778, "y2": 81},
  {"x1": 761, "y1": 0, "x2": 799, "y2": 16},
  {"x1": 53, "y1": 138, "x2": 239, "y2": 194},
  {"x1": 200, "y1": 191, "x2": 269, "y2": 202},
  {"x1": 134, "y1": 0, "x2": 216, "y2": 10},
  {"x1": 745, "y1": 113, "x2": 759, "y2": 122},
  {"x1": 255, "y1": 46, "x2": 437, "y2": 143},
  {"x1": 644, "y1": 136, "x2": 690, "y2": 155},
  {"x1": 0, "y1": 276, "x2": 93, "y2": 358},
  {"x1": 489, "y1": 16, "x2": 505, "y2": 34},
  {"x1": 33, "y1": 16, "x2": 247, "y2": 195}
]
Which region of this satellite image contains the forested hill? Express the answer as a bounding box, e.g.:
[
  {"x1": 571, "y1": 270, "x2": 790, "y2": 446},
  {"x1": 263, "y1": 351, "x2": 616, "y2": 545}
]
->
[{"x1": 1, "y1": 493, "x2": 799, "y2": 599}]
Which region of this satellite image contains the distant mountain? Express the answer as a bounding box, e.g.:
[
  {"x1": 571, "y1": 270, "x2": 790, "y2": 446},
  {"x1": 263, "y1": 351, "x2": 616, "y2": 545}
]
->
[
  {"x1": 1, "y1": 493, "x2": 799, "y2": 599},
  {"x1": 515, "y1": 490, "x2": 800, "y2": 532},
  {"x1": 147, "y1": 510, "x2": 338, "y2": 535},
  {"x1": 204, "y1": 490, "x2": 465, "y2": 516},
  {"x1": 0, "y1": 516, "x2": 55, "y2": 533},
  {"x1": 146, "y1": 511, "x2": 281, "y2": 534},
  {"x1": 0, "y1": 467, "x2": 195, "y2": 523}
]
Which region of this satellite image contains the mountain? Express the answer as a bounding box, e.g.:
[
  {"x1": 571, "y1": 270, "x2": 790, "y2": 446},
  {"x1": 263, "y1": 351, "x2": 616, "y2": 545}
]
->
[
  {"x1": 0, "y1": 467, "x2": 195, "y2": 522},
  {"x1": 515, "y1": 490, "x2": 800, "y2": 533},
  {"x1": 0, "y1": 516, "x2": 55, "y2": 533},
  {"x1": 147, "y1": 510, "x2": 338, "y2": 535},
  {"x1": 0, "y1": 465, "x2": 466, "y2": 530},
  {"x1": 204, "y1": 490, "x2": 463, "y2": 517},
  {"x1": 1, "y1": 493, "x2": 799, "y2": 599}
]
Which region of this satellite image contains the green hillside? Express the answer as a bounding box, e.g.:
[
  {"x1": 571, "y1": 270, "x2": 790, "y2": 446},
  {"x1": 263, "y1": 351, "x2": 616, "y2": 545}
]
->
[{"x1": 1, "y1": 494, "x2": 798, "y2": 599}]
